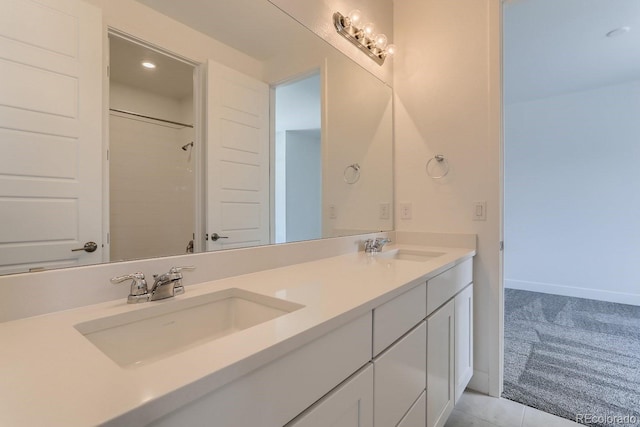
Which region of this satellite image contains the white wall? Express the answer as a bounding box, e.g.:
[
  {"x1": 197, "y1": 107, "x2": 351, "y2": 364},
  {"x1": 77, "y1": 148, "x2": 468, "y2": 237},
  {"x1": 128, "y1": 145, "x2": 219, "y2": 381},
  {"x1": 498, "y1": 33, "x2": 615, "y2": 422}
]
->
[
  {"x1": 393, "y1": 0, "x2": 502, "y2": 395},
  {"x1": 505, "y1": 80, "x2": 640, "y2": 305},
  {"x1": 109, "y1": 83, "x2": 194, "y2": 261}
]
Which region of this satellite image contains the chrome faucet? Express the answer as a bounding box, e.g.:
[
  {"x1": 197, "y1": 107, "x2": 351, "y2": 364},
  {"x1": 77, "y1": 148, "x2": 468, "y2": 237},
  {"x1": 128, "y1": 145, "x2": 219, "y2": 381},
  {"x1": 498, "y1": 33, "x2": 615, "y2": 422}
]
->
[
  {"x1": 363, "y1": 237, "x2": 392, "y2": 253},
  {"x1": 150, "y1": 266, "x2": 195, "y2": 301},
  {"x1": 111, "y1": 266, "x2": 195, "y2": 303}
]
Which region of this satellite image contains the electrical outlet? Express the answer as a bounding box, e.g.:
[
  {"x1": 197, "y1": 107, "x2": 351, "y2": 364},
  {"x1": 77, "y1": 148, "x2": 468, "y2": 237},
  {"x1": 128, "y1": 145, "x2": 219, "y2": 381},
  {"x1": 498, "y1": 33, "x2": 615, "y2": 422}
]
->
[
  {"x1": 399, "y1": 202, "x2": 412, "y2": 220},
  {"x1": 379, "y1": 203, "x2": 390, "y2": 220}
]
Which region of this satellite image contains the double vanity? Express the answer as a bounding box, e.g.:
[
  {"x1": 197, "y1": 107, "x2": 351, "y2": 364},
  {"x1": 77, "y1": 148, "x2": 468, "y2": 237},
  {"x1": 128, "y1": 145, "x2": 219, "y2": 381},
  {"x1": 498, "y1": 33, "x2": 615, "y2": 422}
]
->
[{"x1": 0, "y1": 238, "x2": 474, "y2": 427}]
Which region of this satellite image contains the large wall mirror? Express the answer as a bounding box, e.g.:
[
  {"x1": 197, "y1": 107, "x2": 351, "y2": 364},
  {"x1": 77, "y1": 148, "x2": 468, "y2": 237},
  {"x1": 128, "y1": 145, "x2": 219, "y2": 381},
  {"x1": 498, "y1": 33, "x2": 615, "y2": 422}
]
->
[{"x1": 0, "y1": 0, "x2": 393, "y2": 275}]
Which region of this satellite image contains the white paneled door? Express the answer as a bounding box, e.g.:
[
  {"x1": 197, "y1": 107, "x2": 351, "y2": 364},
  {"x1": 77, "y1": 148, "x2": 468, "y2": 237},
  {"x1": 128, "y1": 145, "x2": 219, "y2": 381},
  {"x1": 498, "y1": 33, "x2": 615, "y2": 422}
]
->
[
  {"x1": 0, "y1": 0, "x2": 103, "y2": 274},
  {"x1": 206, "y1": 60, "x2": 270, "y2": 251}
]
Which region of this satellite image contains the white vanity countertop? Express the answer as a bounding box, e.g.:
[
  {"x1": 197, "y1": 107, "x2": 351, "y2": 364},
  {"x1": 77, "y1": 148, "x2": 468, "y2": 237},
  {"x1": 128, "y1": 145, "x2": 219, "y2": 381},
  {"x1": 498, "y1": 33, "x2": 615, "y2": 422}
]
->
[{"x1": 0, "y1": 244, "x2": 474, "y2": 427}]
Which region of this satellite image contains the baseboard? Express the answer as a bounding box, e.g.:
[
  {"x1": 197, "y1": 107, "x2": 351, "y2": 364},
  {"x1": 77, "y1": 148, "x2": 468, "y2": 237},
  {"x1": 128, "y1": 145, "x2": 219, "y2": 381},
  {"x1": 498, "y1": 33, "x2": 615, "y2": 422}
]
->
[
  {"x1": 467, "y1": 369, "x2": 489, "y2": 394},
  {"x1": 505, "y1": 279, "x2": 640, "y2": 306}
]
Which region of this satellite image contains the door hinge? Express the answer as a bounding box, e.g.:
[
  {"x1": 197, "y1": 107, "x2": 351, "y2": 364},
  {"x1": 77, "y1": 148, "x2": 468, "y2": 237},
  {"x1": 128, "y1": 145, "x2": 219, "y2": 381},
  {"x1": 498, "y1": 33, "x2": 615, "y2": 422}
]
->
[
  {"x1": 107, "y1": 65, "x2": 110, "y2": 78},
  {"x1": 499, "y1": 241, "x2": 504, "y2": 251}
]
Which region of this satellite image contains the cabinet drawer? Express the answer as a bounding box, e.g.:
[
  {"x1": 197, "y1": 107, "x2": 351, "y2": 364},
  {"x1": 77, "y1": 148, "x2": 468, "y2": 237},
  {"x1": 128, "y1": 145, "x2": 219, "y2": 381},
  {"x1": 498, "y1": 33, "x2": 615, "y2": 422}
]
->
[
  {"x1": 427, "y1": 258, "x2": 472, "y2": 315},
  {"x1": 149, "y1": 313, "x2": 372, "y2": 427},
  {"x1": 374, "y1": 321, "x2": 427, "y2": 427},
  {"x1": 398, "y1": 391, "x2": 426, "y2": 427},
  {"x1": 373, "y1": 282, "x2": 426, "y2": 356}
]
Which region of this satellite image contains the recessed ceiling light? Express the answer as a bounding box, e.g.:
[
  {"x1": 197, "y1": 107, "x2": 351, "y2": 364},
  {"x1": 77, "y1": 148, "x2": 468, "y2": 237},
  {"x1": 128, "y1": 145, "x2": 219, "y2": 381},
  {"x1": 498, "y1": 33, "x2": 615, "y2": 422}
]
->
[
  {"x1": 606, "y1": 26, "x2": 631, "y2": 38},
  {"x1": 141, "y1": 61, "x2": 156, "y2": 69}
]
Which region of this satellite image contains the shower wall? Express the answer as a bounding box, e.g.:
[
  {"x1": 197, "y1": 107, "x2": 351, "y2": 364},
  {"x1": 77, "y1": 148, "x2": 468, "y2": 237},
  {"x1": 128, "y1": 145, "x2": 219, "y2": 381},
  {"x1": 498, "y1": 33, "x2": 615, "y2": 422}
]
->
[{"x1": 109, "y1": 82, "x2": 195, "y2": 261}]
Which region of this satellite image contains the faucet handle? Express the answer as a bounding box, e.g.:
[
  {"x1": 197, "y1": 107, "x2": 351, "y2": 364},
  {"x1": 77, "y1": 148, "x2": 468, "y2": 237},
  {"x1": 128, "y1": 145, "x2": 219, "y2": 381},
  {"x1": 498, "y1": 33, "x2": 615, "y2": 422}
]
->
[
  {"x1": 169, "y1": 266, "x2": 196, "y2": 274},
  {"x1": 362, "y1": 239, "x2": 375, "y2": 252},
  {"x1": 111, "y1": 272, "x2": 150, "y2": 304},
  {"x1": 167, "y1": 266, "x2": 195, "y2": 296}
]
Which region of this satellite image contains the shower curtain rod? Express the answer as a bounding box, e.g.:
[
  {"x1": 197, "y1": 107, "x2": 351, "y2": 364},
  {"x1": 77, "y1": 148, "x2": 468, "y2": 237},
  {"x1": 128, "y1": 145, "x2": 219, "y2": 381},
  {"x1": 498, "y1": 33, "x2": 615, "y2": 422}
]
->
[{"x1": 109, "y1": 108, "x2": 194, "y2": 128}]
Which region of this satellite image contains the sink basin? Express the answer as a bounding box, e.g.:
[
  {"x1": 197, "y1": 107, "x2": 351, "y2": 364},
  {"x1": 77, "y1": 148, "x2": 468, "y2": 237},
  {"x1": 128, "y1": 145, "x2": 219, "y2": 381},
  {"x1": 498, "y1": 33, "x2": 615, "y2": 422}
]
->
[
  {"x1": 75, "y1": 288, "x2": 304, "y2": 367},
  {"x1": 377, "y1": 249, "x2": 445, "y2": 262}
]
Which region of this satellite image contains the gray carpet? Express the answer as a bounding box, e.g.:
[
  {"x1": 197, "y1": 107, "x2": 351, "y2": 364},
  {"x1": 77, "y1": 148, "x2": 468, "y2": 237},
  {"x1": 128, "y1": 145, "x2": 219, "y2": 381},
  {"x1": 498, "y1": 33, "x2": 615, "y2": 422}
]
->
[{"x1": 503, "y1": 289, "x2": 640, "y2": 426}]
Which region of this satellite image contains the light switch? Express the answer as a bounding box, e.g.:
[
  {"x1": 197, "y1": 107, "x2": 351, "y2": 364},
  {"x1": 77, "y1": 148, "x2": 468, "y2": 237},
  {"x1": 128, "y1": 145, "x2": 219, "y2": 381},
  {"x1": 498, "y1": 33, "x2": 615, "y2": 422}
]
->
[
  {"x1": 329, "y1": 205, "x2": 337, "y2": 219},
  {"x1": 473, "y1": 201, "x2": 486, "y2": 221}
]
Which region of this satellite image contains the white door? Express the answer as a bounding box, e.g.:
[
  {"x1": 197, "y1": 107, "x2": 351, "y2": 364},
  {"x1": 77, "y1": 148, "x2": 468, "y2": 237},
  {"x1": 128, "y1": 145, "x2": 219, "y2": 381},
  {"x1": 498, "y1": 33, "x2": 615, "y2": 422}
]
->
[
  {"x1": 0, "y1": 0, "x2": 103, "y2": 274},
  {"x1": 206, "y1": 60, "x2": 269, "y2": 251}
]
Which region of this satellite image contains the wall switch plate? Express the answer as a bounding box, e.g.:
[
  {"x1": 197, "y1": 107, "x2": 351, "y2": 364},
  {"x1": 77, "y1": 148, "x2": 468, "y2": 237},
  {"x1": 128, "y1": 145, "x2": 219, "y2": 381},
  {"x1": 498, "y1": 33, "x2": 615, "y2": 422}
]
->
[
  {"x1": 379, "y1": 203, "x2": 390, "y2": 220},
  {"x1": 399, "y1": 202, "x2": 412, "y2": 220},
  {"x1": 329, "y1": 204, "x2": 337, "y2": 219},
  {"x1": 473, "y1": 201, "x2": 487, "y2": 221}
]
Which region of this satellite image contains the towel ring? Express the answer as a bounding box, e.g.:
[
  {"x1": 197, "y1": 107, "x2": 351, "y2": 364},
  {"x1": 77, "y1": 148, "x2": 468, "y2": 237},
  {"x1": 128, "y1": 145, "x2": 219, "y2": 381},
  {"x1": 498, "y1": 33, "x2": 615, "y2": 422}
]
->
[
  {"x1": 344, "y1": 163, "x2": 361, "y2": 184},
  {"x1": 426, "y1": 154, "x2": 449, "y2": 179}
]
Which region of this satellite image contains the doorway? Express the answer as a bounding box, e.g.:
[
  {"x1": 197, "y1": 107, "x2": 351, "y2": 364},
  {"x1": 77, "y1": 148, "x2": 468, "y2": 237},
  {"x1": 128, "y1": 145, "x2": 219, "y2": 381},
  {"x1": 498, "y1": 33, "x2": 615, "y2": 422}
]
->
[
  {"x1": 273, "y1": 72, "x2": 322, "y2": 244},
  {"x1": 502, "y1": 0, "x2": 640, "y2": 423},
  {"x1": 108, "y1": 34, "x2": 197, "y2": 261}
]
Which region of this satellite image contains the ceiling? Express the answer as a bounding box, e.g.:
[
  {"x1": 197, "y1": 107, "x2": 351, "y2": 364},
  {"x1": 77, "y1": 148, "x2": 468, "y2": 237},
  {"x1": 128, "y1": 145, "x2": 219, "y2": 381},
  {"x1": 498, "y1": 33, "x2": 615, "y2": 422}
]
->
[
  {"x1": 109, "y1": 35, "x2": 194, "y2": 99},
  {"x1": 504, "y1": 0, "x2": 640, "y2": 104}
]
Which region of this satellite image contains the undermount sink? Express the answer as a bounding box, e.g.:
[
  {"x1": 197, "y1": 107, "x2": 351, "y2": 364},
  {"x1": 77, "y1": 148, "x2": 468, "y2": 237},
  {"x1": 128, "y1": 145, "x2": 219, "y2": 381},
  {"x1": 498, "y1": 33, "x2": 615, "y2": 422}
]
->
[
  {"x1": 377, "y1": 249, "x2": 445, "y2": 262},
  {"x1": 75, "y1": 288, "x2": 304, "y2": 368}
]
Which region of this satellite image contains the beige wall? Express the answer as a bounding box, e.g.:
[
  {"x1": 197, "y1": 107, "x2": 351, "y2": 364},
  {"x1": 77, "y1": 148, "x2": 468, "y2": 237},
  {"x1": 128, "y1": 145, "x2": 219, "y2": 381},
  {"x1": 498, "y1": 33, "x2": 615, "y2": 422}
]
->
[
  {"x1": 394, "y1": 0, "x2": 502, "y2": 395},
  {"x1": 323, "y1": 52, "x2": 393, "y2": 236}
]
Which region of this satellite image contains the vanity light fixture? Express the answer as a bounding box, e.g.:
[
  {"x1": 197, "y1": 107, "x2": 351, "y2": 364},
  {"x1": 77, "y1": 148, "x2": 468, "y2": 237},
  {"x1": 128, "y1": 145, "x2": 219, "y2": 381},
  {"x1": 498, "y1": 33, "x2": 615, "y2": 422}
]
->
[
  {"x1": 333, "y1": 10, "x2": 396, "y2": 65},
  {"x1": 141, "y1": 61, "x2": 156, "y2": 69}
]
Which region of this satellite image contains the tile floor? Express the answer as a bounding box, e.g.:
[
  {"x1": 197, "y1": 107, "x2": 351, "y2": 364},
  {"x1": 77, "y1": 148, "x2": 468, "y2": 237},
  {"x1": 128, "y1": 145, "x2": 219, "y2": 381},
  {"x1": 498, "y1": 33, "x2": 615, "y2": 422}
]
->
[{"x1": 445, "y1": 390, "x2": 582, "y2": 427}]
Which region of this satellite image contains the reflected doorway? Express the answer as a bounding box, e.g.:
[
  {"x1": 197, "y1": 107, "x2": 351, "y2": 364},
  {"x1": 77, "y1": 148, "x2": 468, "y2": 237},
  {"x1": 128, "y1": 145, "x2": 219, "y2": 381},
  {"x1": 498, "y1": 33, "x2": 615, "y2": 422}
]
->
[
  {"x1": 274, "y1": 72, "x2": 322, "y2": 244},
  {"x1": 108, "y1": 34, "x2": 196, "y2": 261}
]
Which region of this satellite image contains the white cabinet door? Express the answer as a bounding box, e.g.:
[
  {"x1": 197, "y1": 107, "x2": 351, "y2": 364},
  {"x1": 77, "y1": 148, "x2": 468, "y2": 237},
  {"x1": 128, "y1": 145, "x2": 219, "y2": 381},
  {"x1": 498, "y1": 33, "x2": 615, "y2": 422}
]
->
[
  {"x1": 427, "y1": 299, "x2": 455, "y2": 427},
  {"x1": 287, "y1": 364, "x2": 373, "y2": 427},
  {"x1": 455, "y1": 283, "x2": 474, "y2": 404},
  {"x1": 398, "y1": 391, "x2": 426, "y2": 427},
  {"x1": 374, "y1": 321, "x2": 426, "y2": 427}
]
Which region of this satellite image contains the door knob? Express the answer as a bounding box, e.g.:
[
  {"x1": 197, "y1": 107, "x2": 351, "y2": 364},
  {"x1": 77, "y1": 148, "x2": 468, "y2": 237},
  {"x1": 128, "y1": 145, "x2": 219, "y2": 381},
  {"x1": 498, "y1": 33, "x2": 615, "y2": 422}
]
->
[
  {"x1": 71, "y1": 241, "x2": 98, "y2": 253},
  {"x1": 210, "y1": 233, "x2": 229, "y2": 241}
]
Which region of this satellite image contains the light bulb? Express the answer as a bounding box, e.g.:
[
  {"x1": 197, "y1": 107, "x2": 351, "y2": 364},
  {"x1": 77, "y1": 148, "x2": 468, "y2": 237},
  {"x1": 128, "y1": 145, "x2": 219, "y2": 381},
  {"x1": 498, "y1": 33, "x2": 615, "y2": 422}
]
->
[
  {"x1": 375, "y1": 34, "x2": 388, "y2": 49},
  {"x1": 363, "y1": 22, "x2": 375, "y2": 37},
  {"x1": 347, "y1": 9, "x2": 362, "y2": 27},
  {"x1": 385, "y1": 44, "x2": 397, "y2": 57},
  {"x1": 141, "y1": 61, "x2": 156, "y2": 69}
]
